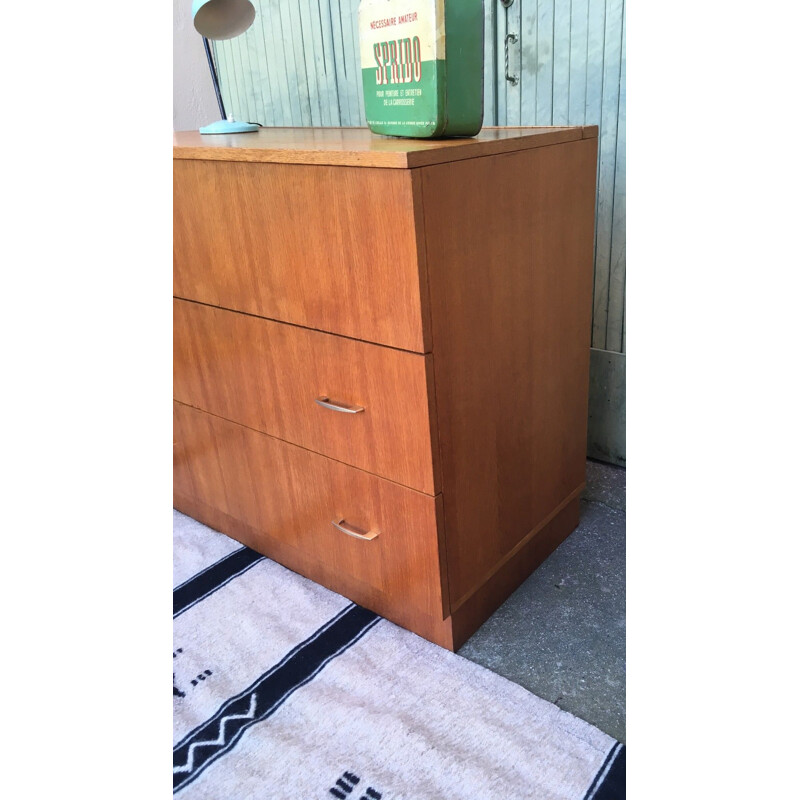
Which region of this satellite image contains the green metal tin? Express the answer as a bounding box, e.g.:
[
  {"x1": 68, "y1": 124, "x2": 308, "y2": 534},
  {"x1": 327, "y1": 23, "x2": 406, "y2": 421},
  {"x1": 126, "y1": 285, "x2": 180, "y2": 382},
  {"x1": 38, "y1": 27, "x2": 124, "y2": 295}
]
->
[{"x1": 358, "y1": 0, "x2": 484, "y2": 138}]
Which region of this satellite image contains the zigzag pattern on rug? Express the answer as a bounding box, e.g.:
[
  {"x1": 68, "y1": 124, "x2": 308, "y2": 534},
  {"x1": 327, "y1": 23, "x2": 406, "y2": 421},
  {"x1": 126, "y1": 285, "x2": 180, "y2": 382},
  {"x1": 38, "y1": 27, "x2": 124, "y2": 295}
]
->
[{"x1": 173, "y1": 604, "x2": 380, "y2": 793}]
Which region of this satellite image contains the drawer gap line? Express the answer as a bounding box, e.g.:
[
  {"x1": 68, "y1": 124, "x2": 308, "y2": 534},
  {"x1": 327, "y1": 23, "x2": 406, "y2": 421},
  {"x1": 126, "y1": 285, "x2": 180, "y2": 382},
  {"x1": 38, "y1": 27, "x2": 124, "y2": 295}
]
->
[
  {"x1": 172, "y1": 399, "x2": 440, "y2": 499},
  {"x1": 173, "y1": 296, "x2": 432, "y2": 356}
]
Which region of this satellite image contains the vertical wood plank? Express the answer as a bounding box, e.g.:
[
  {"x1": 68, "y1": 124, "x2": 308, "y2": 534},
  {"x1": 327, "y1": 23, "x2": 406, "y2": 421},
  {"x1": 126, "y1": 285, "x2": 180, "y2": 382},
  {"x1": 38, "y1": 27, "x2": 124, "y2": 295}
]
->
[
  {"x1": 255, "y1": 4, "x2": 283, "y2": 123},
  {"x1": 567, "y1": 0, "x2": 589, "y2": 125},
  {"x1": 235, "y1": 36, "x2": 256, "y2": 121},
  {"x1": 249, "y1": 15, "x2": 274, "y2": 124},
  {"x1": 518, "y1": 0, "x2": 537, "y2": 124},
  {"x1": 586, "y1": 0, "x2": 607, "y2": 348},
  {"x1": 606, "y1": 2, "x2": 625, "y2": 353},
  {"x1": 551, "y1": 0, "x2": 571, "y2": 125},
  {"x1": 256, "y1": 3, "x2": 281, "y2": 125},
  {"x1": 584, "y1": 0, "x2": 605, "y2": 125},
  {"x1": 592, "y1": 0, "x2": 623, "y2": 350},
  {"x1": 535, "y1": 0, "x2": 555, "y2": 125},
  {"x1": 262, "y1": 0, "x2": 294, "y2": 124},
  {"x1": 228, "y1": 39, "x2": 246, "y2": 119},
  {"x1": 236, "y1": 34, "x2": 258, "y2": 122},
  {"x1": 338, "y1": 0, "x2": 364, "y2": 125},
  {"x1": 495, "y1": 0, "x2": 508, "y2": 123},
  {"x1": 238, "y1": 32, "x2": 259, "y2": 123},
  {"x1": 348, "y1": 0, "x2": 367, "y2": 124},
  {"x1": 221, "y1": 38, "x2": 242, "y2": 120},
  {"x1": 328, "y1": 0, "x2": 355, "y2": 125},
  {"x1": 277, "y1": 1, "x2": 306, "y2": 125},
  {"x1": 299, "y1": 0, "x2": 328, "y2": 125},
  {"x1": 286, "y1": 1, "x2": 315, "y2": 126},
  {"x1": 505, "y1": 0, "x2": 522, "y2": 124},
  {"x1": 252, "y1": 5, "x2": 277, "y2": 123},
  {"x1": 317, "y1": 0, "x2": 343, "y2": 125},
  {"x1": 243, "y1": 24, "x2": 268, "y2": 124},
  {"x1": 483, "y1": 0, "x2": 497, "y2": 127}
]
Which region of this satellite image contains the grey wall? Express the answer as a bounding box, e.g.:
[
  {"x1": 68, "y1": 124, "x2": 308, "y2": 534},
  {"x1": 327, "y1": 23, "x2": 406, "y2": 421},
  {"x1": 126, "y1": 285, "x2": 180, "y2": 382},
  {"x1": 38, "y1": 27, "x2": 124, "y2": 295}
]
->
[{"x1": 173, "y1": 0, "x2": 218, "y2": 131}]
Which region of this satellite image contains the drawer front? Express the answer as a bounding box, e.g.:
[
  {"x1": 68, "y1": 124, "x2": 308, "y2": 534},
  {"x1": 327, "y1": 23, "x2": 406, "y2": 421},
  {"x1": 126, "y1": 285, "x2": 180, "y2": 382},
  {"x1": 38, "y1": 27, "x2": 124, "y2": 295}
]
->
[
  {"x1": 173, "y1": 159, "x2": 430, "y2": 353},
  {"x1": 173, "y1": 401, "x2": 448, "y2": 620},
  {"x1": 173, "y1": 299, "x2": 439, "y2": 494}
]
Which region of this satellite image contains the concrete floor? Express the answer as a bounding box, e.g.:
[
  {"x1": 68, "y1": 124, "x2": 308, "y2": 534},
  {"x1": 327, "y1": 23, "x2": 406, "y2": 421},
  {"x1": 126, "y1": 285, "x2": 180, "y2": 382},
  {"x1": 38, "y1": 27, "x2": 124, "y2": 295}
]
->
[{"x1": 457, "y1": 460, "x2": 626, "y2": 742}]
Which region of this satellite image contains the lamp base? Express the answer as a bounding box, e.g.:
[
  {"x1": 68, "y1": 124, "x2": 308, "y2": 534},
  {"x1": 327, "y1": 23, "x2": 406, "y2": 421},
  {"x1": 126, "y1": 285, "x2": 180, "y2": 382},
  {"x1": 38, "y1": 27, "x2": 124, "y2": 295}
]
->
[{"x1": 199, "y1": 119, "x2": 260, "y2": 135}]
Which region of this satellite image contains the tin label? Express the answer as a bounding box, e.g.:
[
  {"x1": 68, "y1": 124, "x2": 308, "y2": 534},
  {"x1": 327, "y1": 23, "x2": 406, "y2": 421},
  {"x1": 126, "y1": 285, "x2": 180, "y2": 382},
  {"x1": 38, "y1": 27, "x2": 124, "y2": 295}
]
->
[{"x1": 359, "y1": 0, "x2": 446, "y2": 133}]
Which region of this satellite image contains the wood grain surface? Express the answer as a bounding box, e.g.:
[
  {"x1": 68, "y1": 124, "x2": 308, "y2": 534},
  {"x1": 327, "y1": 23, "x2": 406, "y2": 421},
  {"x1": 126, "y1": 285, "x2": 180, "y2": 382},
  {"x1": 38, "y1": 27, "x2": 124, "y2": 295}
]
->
[
  {"x1": 174, "y1": 401, "x2": 449, "y2": 621},
  {"x1": 420, "y1": 138, "x2": 598, "y2": 608},
  {"x1": 174, "y1": 489, "x2": 459, "y2": 649},
  {"x1": 173, "y1": 298, "x2": 440, "y2": 494},
  {"x1": 172, "y1": 128, "x2": 599, "y2": 649},
  {"x1": 173, "y1": 126, "x2": 598, "y2": 169},
  {"x1": 173, "y1": 159, "x2": 431, "y2": 353},
  {"x1": 447, "y1": 496, "x2": 582, "y2": 650}
]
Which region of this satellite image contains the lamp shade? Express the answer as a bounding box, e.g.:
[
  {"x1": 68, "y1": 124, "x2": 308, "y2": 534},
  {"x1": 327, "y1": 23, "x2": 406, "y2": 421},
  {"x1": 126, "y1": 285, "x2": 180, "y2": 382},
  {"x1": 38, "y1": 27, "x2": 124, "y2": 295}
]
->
[{"x1": 192, "y1": 0, "x2": 256, "y2": 40}]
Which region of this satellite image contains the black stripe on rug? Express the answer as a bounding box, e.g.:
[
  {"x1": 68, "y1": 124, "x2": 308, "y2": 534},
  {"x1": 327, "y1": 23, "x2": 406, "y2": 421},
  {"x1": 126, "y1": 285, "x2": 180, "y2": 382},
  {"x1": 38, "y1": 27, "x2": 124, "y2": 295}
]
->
[
  {"x1": 173, "y1": 603, "x2": 380, "y2": 793},
  {"x1": 583, "y1": 743, "x2": 625, "y2": 800},
  {"x1": 173, "y1": 547, "x2": 265, "y2": 618}
]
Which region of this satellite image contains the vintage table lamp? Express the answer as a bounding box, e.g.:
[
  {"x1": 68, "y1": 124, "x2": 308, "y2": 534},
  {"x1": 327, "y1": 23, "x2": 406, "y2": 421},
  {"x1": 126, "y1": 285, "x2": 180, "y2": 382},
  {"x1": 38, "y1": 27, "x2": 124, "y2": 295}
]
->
[{"x1": 192, "y1": 0, "x2": 259, "y2": 134}]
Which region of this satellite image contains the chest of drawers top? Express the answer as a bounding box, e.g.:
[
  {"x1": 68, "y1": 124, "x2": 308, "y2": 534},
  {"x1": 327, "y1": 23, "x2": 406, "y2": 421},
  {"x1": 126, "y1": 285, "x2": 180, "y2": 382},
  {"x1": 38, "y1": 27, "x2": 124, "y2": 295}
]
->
[{"x1": 173, "y1": 126, "x2": 598, "y2": 169}]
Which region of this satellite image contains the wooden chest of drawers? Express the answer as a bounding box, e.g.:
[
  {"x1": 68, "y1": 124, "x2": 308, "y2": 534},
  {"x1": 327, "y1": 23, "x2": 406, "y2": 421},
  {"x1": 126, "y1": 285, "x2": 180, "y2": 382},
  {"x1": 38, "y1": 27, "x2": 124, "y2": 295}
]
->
[{"x1": 173, "y1": 126, "x2": 598, "y2": 650}]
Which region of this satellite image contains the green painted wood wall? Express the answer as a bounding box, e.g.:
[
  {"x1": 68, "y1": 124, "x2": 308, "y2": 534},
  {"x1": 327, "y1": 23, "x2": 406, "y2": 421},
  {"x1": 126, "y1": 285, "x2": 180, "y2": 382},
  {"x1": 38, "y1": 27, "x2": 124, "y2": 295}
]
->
[{"x1": 212, "y1": 0, "x2": 626, "y2": 463}]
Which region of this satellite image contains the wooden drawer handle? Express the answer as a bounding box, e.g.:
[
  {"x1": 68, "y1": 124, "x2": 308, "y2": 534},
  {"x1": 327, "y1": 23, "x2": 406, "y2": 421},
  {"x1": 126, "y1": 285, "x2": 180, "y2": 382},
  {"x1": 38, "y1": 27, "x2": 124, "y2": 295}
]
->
[
  {"x1": 332, "y1": 518, "x2": 380, "y2": 541},
  {"x1": 315, "y1": 396, "x2": 365, "y2": 414}
]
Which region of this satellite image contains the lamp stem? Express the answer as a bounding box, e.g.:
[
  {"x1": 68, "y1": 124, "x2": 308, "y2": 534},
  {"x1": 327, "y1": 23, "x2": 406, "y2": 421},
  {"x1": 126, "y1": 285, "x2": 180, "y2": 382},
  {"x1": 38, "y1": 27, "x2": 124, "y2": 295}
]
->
[{"x1": 203, "y1": 37, "x2": 228, "y2": 121}]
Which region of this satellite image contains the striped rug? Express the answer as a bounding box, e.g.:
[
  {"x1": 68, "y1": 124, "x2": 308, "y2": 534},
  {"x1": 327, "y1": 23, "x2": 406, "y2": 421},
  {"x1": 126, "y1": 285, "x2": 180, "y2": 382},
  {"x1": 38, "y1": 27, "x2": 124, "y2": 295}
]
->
[{"x1": 173, "y1": 510, "x2": 625, "y2": 799}]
